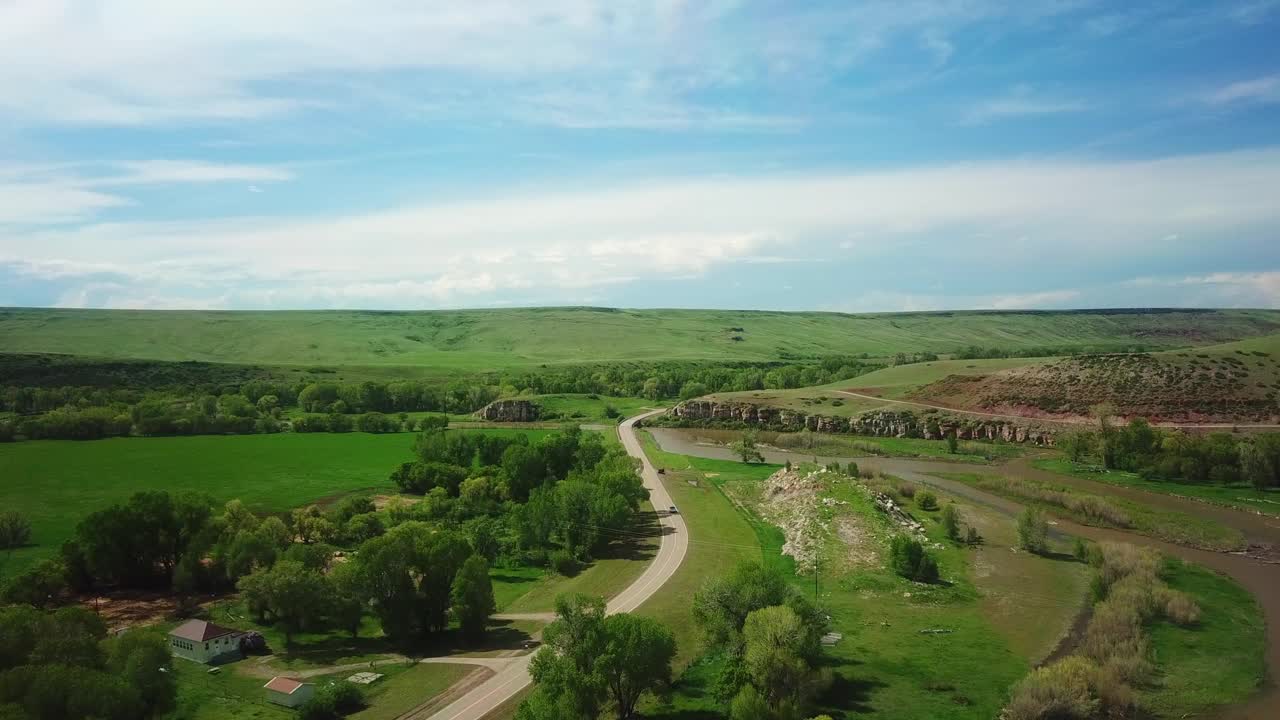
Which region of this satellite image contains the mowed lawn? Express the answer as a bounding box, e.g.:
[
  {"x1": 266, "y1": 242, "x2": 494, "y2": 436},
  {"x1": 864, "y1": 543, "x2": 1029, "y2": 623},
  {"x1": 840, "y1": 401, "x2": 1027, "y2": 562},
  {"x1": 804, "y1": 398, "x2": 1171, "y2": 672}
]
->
[{"x1": 0, "y1": 430, "x2": 548, "y2": 579}]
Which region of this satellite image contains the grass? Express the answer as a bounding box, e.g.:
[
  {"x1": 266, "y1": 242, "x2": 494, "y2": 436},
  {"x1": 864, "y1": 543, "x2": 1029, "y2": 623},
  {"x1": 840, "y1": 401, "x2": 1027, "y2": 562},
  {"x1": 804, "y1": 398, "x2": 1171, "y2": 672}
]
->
[
  {"x1": 933, "y1": 472, "x2": 1246, "y2": 552},
  {"x1": 165, "y1": 655, "x2": 471, "y2": 720},
  {"x1": 498, "y1": 503, "x2": 661, "y2": 613},
  {"x1": 1141, "y1": 559, "x2": 1266, "y2": 715},
  {"x1": 348, "y1": 664, "x2": 476, "y2": 720},
  {"x1": 633, "y1": 433, "x2": 1087, "y2": 720},
  {"x1": 0, "y1": 429, "x2": 551, "y2": 579},
  {"x1": 534, "y1": 394, "x2": 655, "y2": 423},
  {"x1": 4, "y1": 308, "x2": 1276, "y2": 371},
  {"x1": 1033, "y1": 458, "x2": 1280, "y2": 517},
  {"x1": 677, "y1": 428, "x2": 1022, "y2": 464}
]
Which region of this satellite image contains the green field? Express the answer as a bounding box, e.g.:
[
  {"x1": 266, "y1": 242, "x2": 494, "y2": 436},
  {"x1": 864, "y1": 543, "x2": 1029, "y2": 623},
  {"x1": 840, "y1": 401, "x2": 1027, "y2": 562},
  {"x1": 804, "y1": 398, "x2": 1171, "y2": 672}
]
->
[
  {"x1": 1033, "y1": 458, "x2": 1280, "y2": 517},
  {"x1": 3, "y1": 307, "x2": 1276, "y2": 371},
  {"x1": 933, "y1": 472, "x2": 1246, "y2": 552},
  {"x1": 634, "y1": 433, "x2": 1087, "y2": 719},
  {"x1": 0, "y1": 429, "x2": 551, "y2": 578},
  {"x1": 1141, "y1": 559, "x2": 1266, "y2": 715}
]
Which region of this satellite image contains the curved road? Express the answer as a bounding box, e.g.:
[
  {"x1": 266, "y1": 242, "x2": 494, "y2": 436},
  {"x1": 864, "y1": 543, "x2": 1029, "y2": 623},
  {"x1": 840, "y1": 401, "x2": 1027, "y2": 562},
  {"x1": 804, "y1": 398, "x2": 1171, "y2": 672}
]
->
[{"x1": 422, "y1": 410, "x2": 687, "y2": 720}]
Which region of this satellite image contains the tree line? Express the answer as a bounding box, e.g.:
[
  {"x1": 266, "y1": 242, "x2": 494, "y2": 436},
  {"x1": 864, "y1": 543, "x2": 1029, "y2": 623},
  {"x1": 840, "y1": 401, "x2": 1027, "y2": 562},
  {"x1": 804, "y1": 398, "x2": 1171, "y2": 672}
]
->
[
  {"x1": 1057, "y1": 417, "x2": 1280, "y2": 489},
  {"x1": 0, "y1": 356, "x2": 882, "y2": 442}
]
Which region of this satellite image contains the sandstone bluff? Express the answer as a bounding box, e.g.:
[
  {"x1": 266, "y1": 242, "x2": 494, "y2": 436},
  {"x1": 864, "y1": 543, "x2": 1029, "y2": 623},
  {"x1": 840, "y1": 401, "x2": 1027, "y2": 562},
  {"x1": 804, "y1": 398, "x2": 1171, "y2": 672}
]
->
[{"x1": 667, "y1": 399, "x2": 1056, "y2": 445}]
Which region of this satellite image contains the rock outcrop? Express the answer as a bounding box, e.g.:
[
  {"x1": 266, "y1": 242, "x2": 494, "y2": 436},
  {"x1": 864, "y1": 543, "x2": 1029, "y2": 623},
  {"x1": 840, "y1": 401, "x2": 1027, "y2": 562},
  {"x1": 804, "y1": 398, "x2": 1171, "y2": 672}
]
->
[
  {"x1": 475, "y1": 399, "x2": 541, "y2": 422},
  {"x1": 668, "y1": 399, "x2": 1056, "y2": 445}
]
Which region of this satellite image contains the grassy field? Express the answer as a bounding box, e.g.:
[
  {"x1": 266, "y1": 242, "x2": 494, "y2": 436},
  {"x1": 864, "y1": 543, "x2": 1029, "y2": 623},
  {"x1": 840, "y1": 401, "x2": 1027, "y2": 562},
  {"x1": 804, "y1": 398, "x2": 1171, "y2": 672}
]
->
[
  {"x1": 3, "y1": 308, "x2": 1277, "y2": 371},
  {"x1": 933, "y1": 472, "x2": 1246, "y2": 552},
  {"x1": 634, "y1": 432, "x2": 1088, "y2": 719},
  {"x1": 0, "y1": 429, "x2": 552, "y2": 579},
  {"x1": 1033, "y1": 458, "x2": 1280, "y2": 517},
  {"x1": 1141, "y1": 559, "x2": 1266, "y2": 715},
  {"x1": 674, "y1": 428, "x2": 1023, "y2": 463},
  {"x1": 166, "y1": 653, "x2": 472, "y2": 720}
]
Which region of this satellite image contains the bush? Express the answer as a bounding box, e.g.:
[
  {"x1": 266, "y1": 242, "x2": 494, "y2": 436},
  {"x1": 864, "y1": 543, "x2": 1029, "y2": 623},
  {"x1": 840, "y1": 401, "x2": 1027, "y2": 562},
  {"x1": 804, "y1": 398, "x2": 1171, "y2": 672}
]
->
[
  {"x1": 846, "y1": 461, "x2": 859, "y2": 477},
  {"x1": 1003, "y1": 656, "x2": 1099, "y2": 720},
  {"x1": 1158, "y1": 588, "x2": 1201, "y2": 626},
  {"x1": 916, "y1": 491, "x2": 938, "y2": 511},
  {"x1": 1017, "y1": 508, "x2": 1049, "y2": 554},
  {"x1": 549, "y1": 549, "x2": 578, "y2": 576},
  {"x1": 939, "y1": 504, "x2": 960, "y2": 540},
  {"x1": 0, "y1": 511, "x2": 32, "y2": 549},
  {"x1": 964, "y1": 526, "x2": 982, "y2": 545},
  {"x1": 897, "y1": 482, "x2": 916, "y2": 499},
  {"x1": 888, "y1": 535, "x2": 939, "y2": 583},
  {"x1": 1072, "y1": 537, "x2": 1090, "y2": 562}
]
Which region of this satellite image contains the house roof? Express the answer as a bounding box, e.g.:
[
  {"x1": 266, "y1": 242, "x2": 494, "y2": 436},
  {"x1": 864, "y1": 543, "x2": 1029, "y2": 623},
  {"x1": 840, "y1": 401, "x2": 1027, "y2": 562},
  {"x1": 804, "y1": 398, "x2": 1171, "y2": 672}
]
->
[
  {"x1": 169, "y1": 619, "x2": 240, "y2": 642},
  {"x1": 264, "y1": 677, "x2": 308, "y2": 694}
]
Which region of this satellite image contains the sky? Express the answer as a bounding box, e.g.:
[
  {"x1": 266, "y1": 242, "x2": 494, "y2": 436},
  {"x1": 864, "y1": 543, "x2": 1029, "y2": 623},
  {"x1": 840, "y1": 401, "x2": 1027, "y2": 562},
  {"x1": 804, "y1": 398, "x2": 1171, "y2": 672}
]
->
[{"x1": 1, "y1": 0, "x2": 1279, "y2": 312}]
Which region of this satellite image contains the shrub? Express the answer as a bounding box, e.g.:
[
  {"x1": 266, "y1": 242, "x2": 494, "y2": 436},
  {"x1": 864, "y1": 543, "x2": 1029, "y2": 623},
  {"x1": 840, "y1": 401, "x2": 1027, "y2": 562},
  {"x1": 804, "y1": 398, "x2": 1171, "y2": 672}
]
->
[
  {"x1": 549, "y1": 549, "x2": 577, "y2": 576},
  {"x1": 897, "y1": 482, "x2": 916, "y2": 499},
  {"x1": 846, "y1": 461, "x2": 859, "y2": 477},
  {"x1": 603, "y1": 404, "x2": 621, "y2": 419},
  {"x1": 0, "y1": 511, "x2": 32, "y2": 549},
  {"x1": 888, "y1": 536, "x2": 939, "y2": 583},
  {"x1": 940, "y1": 504, "x2": 961, "y2": 540},
  {"x1": 1017, "y1": 508, "x2": 1049, "y2": 554},
  {"x1": 1003, "y1": 656, "x2": 1100, "y2": 720},
  {"x1": 916, "y1": 491, "x2": 938, "y2": 511},
  {"x1": 1158, "y1": 588, "x2": 1201, "y2": 625},
  {"x1": 1072, "y1": 537, "x2": 1090, "y2": 562},
  {"x1": 964, "y1": 526, "x2": 982, "y2": 545}
]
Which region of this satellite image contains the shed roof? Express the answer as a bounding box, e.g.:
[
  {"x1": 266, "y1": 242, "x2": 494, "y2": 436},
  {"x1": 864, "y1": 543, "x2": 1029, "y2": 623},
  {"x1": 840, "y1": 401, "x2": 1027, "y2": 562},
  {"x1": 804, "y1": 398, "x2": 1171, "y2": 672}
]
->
[
  {"x1": 169, "y1": 619, "x2": 240, "y2": 642},
  {"x1": 263, "y1": 677, "x2": 308, "y2": 695}
]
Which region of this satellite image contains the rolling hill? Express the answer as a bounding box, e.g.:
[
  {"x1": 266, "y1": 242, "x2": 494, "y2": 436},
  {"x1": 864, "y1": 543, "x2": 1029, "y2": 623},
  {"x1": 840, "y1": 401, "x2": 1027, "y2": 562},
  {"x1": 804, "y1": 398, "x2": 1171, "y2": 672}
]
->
[{"x1": 2, "y1": 307, "x2": 1279, "y2": 372}]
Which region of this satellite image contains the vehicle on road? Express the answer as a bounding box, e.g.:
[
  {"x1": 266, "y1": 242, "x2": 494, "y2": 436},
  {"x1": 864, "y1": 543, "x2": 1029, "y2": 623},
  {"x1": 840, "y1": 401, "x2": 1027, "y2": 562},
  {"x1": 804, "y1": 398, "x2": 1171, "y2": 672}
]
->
[{"x1": 668, "y1": 505, "x2": 678, "y2": 514}]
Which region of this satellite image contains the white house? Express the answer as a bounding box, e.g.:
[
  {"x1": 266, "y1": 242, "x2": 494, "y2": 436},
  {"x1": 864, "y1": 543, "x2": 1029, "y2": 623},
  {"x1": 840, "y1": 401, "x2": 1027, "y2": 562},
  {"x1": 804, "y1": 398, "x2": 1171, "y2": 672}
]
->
[
  {"x1": 264, "y1": 677, "x2": 315, "y2": 708},
  {"x1": 168, "y1": 619, "x2": 245, "y2": 664}
]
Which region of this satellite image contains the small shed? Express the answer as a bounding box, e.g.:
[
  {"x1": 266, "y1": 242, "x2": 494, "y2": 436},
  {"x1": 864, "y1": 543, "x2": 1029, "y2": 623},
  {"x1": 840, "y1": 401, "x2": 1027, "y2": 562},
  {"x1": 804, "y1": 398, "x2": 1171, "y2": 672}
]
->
[
  {"x1": 168, "y1": 619, "x2": 245, "y2": 664},
  {"x1": 264, "y1": 677, "x2": 315, "y2": 708}
]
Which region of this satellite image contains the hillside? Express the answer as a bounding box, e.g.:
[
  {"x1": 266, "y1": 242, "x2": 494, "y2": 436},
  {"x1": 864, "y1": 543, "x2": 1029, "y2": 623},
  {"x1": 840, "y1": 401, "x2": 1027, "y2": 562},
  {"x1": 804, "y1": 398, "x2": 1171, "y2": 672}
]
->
[
  {"x1": 2, "y1": 307, "x2": 1278, "y2": 371},
  {"x1": 908, "y1": 334, "x2": 1280, "y2": 423}
]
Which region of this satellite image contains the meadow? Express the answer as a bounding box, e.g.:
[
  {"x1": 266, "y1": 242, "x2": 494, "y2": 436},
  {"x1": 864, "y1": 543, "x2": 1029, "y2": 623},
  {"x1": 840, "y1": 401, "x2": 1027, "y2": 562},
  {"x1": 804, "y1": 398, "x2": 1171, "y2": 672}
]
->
[
  {"x1": 1033, "y1": 458, "x2": 1280, "y2": 517},
  {"x1": 0, "y1": 429, "x2": 552, "y2": 578},
  {"x1": 3, "y1": 307, "x2": 1277, "y2": 371}
]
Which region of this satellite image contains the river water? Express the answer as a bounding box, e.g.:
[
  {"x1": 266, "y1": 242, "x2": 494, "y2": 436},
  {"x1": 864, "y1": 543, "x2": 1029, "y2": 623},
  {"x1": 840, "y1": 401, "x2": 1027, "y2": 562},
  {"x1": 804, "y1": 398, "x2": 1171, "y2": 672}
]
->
[{"x1": 646, "y1": 428, "x2": 1280, "y2": 720}]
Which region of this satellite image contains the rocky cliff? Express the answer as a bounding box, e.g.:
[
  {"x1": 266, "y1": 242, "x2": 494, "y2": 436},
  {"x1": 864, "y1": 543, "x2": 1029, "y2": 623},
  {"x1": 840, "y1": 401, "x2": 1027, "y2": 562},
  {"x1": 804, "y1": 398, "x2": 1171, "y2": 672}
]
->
[
  {"x1": 668, "y1": 399, "x2": 1056, "y2": 445},
  {"x1": 475, "y1": 399, "x2": 541, "y2": 422}
]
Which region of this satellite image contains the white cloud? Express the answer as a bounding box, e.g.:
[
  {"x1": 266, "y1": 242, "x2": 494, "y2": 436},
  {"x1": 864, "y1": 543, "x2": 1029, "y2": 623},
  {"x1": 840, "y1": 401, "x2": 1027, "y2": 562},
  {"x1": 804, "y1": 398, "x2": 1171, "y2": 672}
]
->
[
  {"x1": 7, "y1": 147, "x2": 1280, "y2": 308},
  {"x1": 0, "y1": 159, "x2": 293, "y2": 225},
  {"x1": 961, "y1": 86, "x2": 1088, "y2": 125},
  {"x1": 1200, "y1": 74, "x2": 1280, "y2": 107},
  {"x1": 987, "y1": 289, "x2": 1081, "y2": 309},
  {"x1": 1126, "y1": 271, "x2": 1280, "y2": 307},
  {"x1": 0, "y1": 0, "x2": 1093, "y2": 128}
]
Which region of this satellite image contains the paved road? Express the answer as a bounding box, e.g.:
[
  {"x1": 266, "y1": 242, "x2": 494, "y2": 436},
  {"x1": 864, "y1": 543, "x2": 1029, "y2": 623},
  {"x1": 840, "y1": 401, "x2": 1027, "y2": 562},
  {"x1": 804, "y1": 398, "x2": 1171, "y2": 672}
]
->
[
  {"x1": 834, "y1": 389, "x2": 1280, "y2": 430},
  {"x1": 421, "y1": 409, "x2": 687, "y2": 720}
]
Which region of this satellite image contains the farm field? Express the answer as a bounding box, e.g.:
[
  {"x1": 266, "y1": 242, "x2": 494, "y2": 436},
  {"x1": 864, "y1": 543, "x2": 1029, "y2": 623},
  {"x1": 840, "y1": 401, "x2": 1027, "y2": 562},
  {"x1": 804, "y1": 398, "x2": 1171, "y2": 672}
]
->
[
  {"x1": 0, "y1": 429, "x2": 553, "y2": 579},
  {"x1": 3, "y1": 307, "x2": 1278, "y2": 371}
]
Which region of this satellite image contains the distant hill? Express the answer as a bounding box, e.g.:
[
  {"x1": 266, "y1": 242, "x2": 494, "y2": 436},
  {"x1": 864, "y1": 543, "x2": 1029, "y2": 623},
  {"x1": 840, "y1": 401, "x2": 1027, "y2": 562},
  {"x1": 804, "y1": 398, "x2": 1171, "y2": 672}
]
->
[{"x1": 2, "y1": 307, "x2": 1279, "y2": 372}]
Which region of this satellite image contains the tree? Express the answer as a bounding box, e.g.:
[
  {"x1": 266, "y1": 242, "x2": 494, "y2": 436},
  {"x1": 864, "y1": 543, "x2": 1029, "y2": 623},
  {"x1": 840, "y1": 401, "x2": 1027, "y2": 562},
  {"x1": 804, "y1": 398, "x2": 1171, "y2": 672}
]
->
[
  {"x1": 1240, "y1": 438, "x2": 1279, "y2": 490},
  {"x1": 0, "y1": 511, "x2": 31, "y2": 549},
  {"x1": 0, "y1": 559, "x2": 66, "y2": 608},
  {"x1": 451, "y1": 555, "x2": 497, "y2": 641},
  {"x1": 502, "y1": 444, "x2": 547, "y2": 502},
  {"x1": 1092, "y1": 403, "x2": 1117, "y2": 469},
  {"x1": 597, "y1": 614, "x2": 676, "y2": 719},
  {"x1": 940, "y1": 504, "x2": 961, "y2": 541},
  {"x1": 1057, "y1": 430, "x2": 1096, "y2": 463},
  {"x1": 1018, "y1": 508, "x2": 1049, "y2": 555},
  {"x1": 946, "y1": 431, "x2": 959, "y2": 455},
  {"x1": 327, "y1": 561, "x2": 366, "y2": 639},
  {"x1": 526, "y1": 594, "x2": 608, "y2": 720},
  {"x1": 692, "y1": 562, "x2": 799, "y2": 650},
  {"x1": 236, "y1": 561, "x2": 328, "y2": 644},
  {"x1": 888, "y1": 536, "x2": 938, "y2": 583},
  {"x1": 106, "y1": 630, "x2": 176, "y2": 717},
  {"x1": 730, "y1": 430, "x2": 765, "y2": 464},
  {"x1": 737, "y1": 605, "x2": 829, "y2": 719}
]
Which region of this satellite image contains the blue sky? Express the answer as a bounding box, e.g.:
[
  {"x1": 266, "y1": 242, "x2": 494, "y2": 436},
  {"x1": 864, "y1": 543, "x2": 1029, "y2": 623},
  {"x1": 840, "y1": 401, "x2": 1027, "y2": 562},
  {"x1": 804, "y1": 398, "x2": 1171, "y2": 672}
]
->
[{"x1": 1, "y1": 0, "x2": 1278, "y2": 311}]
